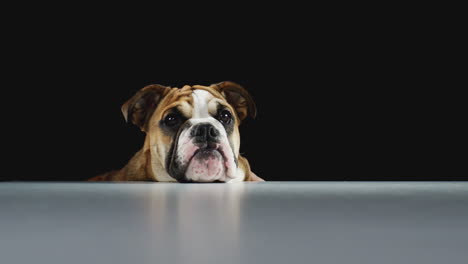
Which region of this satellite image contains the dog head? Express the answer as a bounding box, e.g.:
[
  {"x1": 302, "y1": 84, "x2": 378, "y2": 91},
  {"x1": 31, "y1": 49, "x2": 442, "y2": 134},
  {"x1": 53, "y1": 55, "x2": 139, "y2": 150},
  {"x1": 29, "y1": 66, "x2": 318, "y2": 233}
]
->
[{"x1": 121, "y1": 81, "x2": 256, "y2": 182}]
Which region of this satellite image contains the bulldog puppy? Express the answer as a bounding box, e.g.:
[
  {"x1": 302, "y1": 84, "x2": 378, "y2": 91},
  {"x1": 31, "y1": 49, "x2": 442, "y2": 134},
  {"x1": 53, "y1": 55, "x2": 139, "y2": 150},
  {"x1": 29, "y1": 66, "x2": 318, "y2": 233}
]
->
[{"x1": 89, "y1": 81, "x2": 264, "y2": 182}]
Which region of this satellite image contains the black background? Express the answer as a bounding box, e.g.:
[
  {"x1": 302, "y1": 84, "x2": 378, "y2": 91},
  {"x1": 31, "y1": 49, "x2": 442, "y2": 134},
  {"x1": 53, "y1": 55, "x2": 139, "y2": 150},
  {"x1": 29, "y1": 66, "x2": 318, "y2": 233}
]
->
[{"x1": 3, "y1": 8, "x2": 465, "y2": 181}]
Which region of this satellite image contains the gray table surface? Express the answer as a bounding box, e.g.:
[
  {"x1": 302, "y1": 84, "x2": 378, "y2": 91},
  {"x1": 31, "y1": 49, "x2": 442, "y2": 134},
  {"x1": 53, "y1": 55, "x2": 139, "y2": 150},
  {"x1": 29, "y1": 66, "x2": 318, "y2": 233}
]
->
[{"x1": 1, "y1": 182, "x2": 467, "y2": 264}]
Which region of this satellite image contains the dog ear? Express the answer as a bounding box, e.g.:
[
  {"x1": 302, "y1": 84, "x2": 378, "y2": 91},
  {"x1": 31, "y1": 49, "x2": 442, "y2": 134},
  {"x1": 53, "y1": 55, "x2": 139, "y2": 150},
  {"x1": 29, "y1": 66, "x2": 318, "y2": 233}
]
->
[
  {"x1": 121, "y1": 84, "x2": 171, "y2": 131},
  {"x1": 211, "y1": 81, "x2": 257, "y2": 121}
]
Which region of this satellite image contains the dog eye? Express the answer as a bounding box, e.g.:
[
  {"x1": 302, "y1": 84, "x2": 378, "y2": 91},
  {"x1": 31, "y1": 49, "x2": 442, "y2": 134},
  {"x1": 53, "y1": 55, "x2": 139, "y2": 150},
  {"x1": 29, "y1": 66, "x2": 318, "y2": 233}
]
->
[
  {"x1": 218, "y1": 110, "x2": 232, "y2": 124},
  {"x1": 164, "y1": 113, "x2": 181, "y2": 127}
]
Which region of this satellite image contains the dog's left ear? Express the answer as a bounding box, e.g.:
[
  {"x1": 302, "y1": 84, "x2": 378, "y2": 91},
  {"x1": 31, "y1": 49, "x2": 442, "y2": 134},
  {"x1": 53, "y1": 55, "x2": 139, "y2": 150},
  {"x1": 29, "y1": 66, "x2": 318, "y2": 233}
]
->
[
  {"x1": 211, "y1": 81, "x2": 257, "y2": 121},
  {"x1": 121, "y1": 84, "x2": 171, "y2": 132}
]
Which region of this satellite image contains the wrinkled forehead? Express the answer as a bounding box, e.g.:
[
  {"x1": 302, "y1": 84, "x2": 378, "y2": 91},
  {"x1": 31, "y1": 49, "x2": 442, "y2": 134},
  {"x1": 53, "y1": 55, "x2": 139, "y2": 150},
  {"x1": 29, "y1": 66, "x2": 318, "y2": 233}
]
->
[{"x1": 158, "y1": 85, "x2": 228, "y2": 118}]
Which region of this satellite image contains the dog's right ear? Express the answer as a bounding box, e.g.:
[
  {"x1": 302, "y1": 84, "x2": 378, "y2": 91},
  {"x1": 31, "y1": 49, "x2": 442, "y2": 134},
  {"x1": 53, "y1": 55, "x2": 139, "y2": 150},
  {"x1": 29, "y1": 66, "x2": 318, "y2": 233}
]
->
[{"x1": 121, "y1": 84, "x2": 171, "y2": 132}]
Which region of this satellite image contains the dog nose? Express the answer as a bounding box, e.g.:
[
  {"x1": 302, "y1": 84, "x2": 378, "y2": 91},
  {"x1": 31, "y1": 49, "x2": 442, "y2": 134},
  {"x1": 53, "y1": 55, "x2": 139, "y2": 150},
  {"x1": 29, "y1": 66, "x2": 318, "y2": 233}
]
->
[{"x1": 191, "y1": 123, "x2": 220, "y2": 143}]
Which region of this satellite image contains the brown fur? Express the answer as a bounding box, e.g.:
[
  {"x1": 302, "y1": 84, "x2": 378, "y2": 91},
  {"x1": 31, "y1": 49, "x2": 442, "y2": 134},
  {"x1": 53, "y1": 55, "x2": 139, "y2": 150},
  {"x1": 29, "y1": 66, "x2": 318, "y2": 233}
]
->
[
  {"x1": 88, "y1": 82, "x2": 263, "y2": 182},
  {"x1": 88, "y1": 149, "x2": 154, "y2": 181}
]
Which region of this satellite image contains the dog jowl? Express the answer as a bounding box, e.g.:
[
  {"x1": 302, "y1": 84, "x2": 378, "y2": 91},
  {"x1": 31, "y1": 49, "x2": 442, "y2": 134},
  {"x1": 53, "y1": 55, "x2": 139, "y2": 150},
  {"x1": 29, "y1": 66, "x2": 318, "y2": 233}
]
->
[{"x1": 88, "y1": 81, "x2": 264, "y2": 183}]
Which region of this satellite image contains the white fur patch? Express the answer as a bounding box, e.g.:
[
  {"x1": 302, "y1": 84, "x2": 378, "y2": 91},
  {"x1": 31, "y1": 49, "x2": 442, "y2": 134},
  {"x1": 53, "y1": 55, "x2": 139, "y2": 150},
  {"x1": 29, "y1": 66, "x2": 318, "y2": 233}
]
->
[
  {"x1": 174, "y1": 89, "x2": 240, "y2": 182},
  {"x1": 226, "y1": 167, "x2": 246, "y2": 183},
  {"x1": 192, "y1": 89, "x2": 212, "y2": 118},
  {"x1": 189, "y1": 90, "x2": 228, "y2": 140}
]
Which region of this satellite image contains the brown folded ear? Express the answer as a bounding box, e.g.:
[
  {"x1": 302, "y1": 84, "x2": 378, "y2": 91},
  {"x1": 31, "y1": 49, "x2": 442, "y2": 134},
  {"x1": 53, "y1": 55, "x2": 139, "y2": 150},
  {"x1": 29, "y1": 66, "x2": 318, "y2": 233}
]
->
[
  {"x1": 211, "y1": 81, "x2": 257, "y2": 121},
  {"x1": 121, "y1": 84, "x2": 171, "y2": 132}
]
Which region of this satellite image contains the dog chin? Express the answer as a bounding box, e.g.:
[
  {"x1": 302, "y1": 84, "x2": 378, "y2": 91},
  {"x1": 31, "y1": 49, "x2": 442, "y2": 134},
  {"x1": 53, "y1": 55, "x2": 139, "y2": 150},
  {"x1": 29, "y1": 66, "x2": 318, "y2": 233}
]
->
[{"x1": 184, "y1": 149, "x2": 228, "y2": 182}]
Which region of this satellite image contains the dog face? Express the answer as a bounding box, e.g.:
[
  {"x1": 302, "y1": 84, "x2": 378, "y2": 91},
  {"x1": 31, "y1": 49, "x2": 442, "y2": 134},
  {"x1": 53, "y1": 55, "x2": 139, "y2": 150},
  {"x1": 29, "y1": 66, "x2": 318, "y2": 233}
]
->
[{"x1": 121, "y1": 82, "x2": 256, "y2": 182}]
